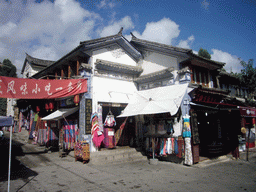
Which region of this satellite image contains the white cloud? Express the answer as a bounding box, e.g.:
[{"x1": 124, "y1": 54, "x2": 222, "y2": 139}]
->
[
  {"x1": 211, "y1": 49, "x2": 242, "y2": 73},
  {"x1": 99, "y1": 16, "x2": 134, "y2": 37},
  {"x1": 131, "y1": 18, "x2": 180, "y2": 45},
  {"x1": 31, "y1": 46, "x2": 58, "y2": 61},
  {"x1": 97, "y1": 0, "x2": 116, "y2": 9},
  {"x1": 0, "y1": 0, "x2": 100, "y2": 74},
  {"x1": 178, "y1": 35, "x2": 195, "y2": 49}
]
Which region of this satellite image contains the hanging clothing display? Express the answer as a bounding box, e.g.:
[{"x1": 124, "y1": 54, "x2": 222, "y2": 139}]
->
[
  {"x1": 62, "y1": 120, "x2": 78, "y2": 150},
  {"x1": 91, "y1": 113, "x2": 104, "y2": 148},
  {"x1": 46, "y1": 120, "x2": 59, "y2": 149},
  {"x1": 37, "y1": 120, "x2": 47, "y2": 145},
  {"x1": 104, "y1": 111, "x2": 116, "y2": 127},
  {"x1": 115, "y1": 117, "x2": 128, "y2": 145},
  {"x1": 160, "y1": 138, "x2": 167, "y2": 156},
  {"x1": 97, "y1": 105, "x2": 103, "y2": 132},
  {"x1": 29, "y1": 112, "x2": 36, "y2": 139},
  {"x1": 184, "y1": 138, "x2": 193, "y2": 165},
  {"x1": 182, "y1": 114, "x2": 191, "y2": 138},
  {"x1": 103, "y1": 110, "x2": 116, "y2": 148},
  {"x1": 183, "y1": 114, "x2": 193, "y2": 165}
]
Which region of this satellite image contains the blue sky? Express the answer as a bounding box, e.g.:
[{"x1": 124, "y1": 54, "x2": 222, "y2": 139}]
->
[{"x1": 0, "y1": 0, "x2": 255, "y2": 74}]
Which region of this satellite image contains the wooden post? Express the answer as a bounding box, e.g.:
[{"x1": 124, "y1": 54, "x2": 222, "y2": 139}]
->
[
  {"x1": 152, "y1": 137, "x2": 155, "y2": 159},
  {"x1": 77, "y1": 60, "x2": 80, "y2": 76},
  {"x1": 68, "y1": 65, "x2": 71, "y2": 79},
  {"x1": 61, "y1": 69, "x2": 64, "y2": 79}
]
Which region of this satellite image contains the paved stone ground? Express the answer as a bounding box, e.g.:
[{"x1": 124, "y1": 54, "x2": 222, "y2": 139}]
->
[{"x1": 1, "y1": 129, "x2": 256, "y2": 192}]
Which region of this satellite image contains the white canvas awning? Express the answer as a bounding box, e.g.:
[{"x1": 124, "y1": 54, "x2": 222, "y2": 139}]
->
[
  {"x1": 118, "y1": 83, "x2": 189, "y2": 117},
  {"x1": 41, "y1": 107, "x2": 79, "y2": 121}
]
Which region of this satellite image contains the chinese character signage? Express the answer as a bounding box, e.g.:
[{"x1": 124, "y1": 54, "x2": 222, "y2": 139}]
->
[
  {"x1": 0, "y1": 76, "x2": 87, "y2": 99},
  {"x1": 85, "y1": 99, "x2": 92, "y2": 134}
]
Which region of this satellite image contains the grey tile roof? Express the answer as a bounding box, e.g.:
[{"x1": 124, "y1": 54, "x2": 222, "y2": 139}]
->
[
  {"x1": 189, "y1": 53, "x2": 225, "y2": 66},
  {"x1": 134, "y1": 67, "x2": 174, "y2": 83},
  {"x1": 130, "y1": 33, "x2": 192, "y2": 54},
  {"x1": 95, "y1": 59, "x2": 143, "y2": 75},
  {"x1": 22, "y1": 53, "x2": 55, "y2": 74}
]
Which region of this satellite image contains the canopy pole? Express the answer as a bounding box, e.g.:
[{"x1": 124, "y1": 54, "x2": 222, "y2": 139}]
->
[{"x1": 8, "y1": 126, "x2": 13, "y2": 192}]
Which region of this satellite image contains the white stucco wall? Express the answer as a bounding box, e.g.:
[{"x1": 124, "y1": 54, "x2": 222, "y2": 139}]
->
[
  {"x1": 92, "y1": 76, "x2": 137, "y2": 111},
  {"x1": 22, "y1": 62, "x2": 41, "y2": 78},
  {"x1": 92, "y1": 46, "x2": 137, "y2": 66},
  {"x1": 141, "y1": 52, "x2": 178, "y2": 75}
]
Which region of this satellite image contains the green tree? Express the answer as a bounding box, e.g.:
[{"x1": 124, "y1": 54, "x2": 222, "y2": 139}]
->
[
  {"x1": 0, "y1": 59, "x2": 17, "y2": 116},
  {"x1": 1, "y1": 59, "x2": 17, "y2": 77},
  {"x1": 235, "y1": 59, "x2": 256, "y2": 107},
  {"x1": 240, "y1": 59, "x2": 256, "y2": 98},
  {"x1": 198, "y1": 48, "x2": 211, "y2": 60}
]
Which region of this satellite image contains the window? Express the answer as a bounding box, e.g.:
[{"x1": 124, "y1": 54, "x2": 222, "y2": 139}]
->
[{"x1": 191, "y1": 67, "x2": 209, "y2": 87}]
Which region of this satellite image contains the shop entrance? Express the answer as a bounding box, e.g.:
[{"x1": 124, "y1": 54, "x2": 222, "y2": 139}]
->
[
  {"x1": 195, "y1": 108, "x2": 241, "y2": 157},
  {"x1": 100, "y1": 103, "x2": 135, "y2": 148}
]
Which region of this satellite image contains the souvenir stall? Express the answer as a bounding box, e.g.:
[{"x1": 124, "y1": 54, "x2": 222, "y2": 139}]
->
[
  {"x1": 41, "y1": 105, "x2": 80, "y2": 156},
  {"x1": 118, "y1": 83, "x2": 193, "y2": 165},
  {"x1": 101, "y1": 104, "x2": 130, "y2": 149},
  {"x1": 239, "y1": 106, "x2": 256, "y2": 149}
]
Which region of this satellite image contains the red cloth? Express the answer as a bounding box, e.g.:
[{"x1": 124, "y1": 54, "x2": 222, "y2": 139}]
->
[
  {"x1": 0, "y1": 76, "x2": 87, "y2": 99},
  {"x1": 93, "y1": 131, "x2": 104, "y2": 147}
]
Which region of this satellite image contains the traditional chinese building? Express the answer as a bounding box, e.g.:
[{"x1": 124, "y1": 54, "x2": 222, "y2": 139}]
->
[{"x1": 17, "y1": 28, "x2": 254, "y2": 165}]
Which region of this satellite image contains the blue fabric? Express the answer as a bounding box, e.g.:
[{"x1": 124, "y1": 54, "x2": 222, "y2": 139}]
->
[
  {"x1": 182, "y1": 131, "x2": 191, "y2": 138},
  {"x1": 174, "y1": 138, "x2": 179, "y2": 154}
]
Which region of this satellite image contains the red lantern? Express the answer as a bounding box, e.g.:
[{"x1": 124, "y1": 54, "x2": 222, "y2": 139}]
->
[
  {"x1": 36, "y1": 106, "x2": 40, "y2": 113},
  {"x1": 49, "y1": 102, "x2": 54, "y2": 111},
  {"x1": 74, "y1": 95, "x2": 79, "y2": 105},
  {"x1": 45, "y1": 103, "x2": 49, "y2": 111}
]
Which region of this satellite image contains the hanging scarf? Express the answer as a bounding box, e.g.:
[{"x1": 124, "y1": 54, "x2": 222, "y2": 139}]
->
[{"x1": 91, "y1": 113, "x2": 104, "y2": 147}]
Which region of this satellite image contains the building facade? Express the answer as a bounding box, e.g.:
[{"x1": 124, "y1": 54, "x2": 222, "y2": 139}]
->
[{"x1": 17, "y1": 28, "x2": 255, "y2": 165}]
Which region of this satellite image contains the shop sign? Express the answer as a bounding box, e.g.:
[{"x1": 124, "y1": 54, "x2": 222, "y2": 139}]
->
[
  {"x1": 85, "y1": 99, "x2": 92, "y2": 134},
  {"x1": 194, "y1": 93, "x2": 218, "y2": 103},
  {"x1": 239, "y1": 106, "x2": 256, "y2": 117},
  {"x1": 60, "y1": 97, "x2": 75, "y2": 107},
  {"x1": 0, "y1": 76, "x2": 87, "y2": 99}
]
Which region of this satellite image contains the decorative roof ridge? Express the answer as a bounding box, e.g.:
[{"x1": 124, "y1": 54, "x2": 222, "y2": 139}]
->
[
  {"x1": 25, "y1": 53, "x2": 55, "y2": 65},
  {"x1": 130, "y1": 34, "x2": 192, "y2": 53},
  {"x1": 178, "y1": 66, "x2": 191, "y2": 74},
  {"x1": 80, "y1": 63, "x2": 92, "y2": 70},
  {"x1": 189, "y1": 52, "x2": 225, "y2": 66},
  {"x1": 80, "y1": 27, "x2": 124, "y2": 45},
  {"x1": 95, "y1": 59, "x2": 143, "y2": 72},
  {"x1": 134, "y1": 67, "x2": 174, "y2": 82},
  {"x1": 196, "y1": 85, "x2": 230, "y2": 95},
  {"x1": 219, "y1": 70, "x2": 238, "y2": 78},
  {"x1": 22, "y1": 53, "x2": 55, "y2": 74}
]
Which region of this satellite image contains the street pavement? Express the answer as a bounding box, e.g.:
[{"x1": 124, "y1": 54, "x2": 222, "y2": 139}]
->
[{"x1": 1, "y1": 129, "x2": 256, "y2": 192}]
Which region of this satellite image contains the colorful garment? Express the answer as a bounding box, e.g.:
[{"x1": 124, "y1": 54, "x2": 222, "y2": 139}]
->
[
  {"x1": 160, "y1": 138, "x2": 167, "y2": 156},
  {"x1": 184, "y1": 137, "x2": 193, "y2": 165},
  {"x1": 104, "y1": 113, "x2": 116, "y2": 127},
  {"x1": 91, "y1": 113, "x2": 104, "y2": 148},
  {"x1": 183, "y1": 115, "x2": 191, "y2": 138},
  {"x1": 115, "y1": 117, "x2": 128, "y2": 145},
  {"x1": 104, "y1": 128, "x2": 115, "y2": 148}
]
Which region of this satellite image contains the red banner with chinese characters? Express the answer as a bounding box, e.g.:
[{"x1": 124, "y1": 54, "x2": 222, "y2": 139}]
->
[
  {"x1": 0, "y1": 76, "x2": 87, "y2": 99},
  {"x1": 238, "y1": 106, "x2": 256, "y2": 117}
]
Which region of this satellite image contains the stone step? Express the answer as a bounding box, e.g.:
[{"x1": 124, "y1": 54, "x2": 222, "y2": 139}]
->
[{"x1": 69, "y1": 146, "x2": 148, "y2": 165}]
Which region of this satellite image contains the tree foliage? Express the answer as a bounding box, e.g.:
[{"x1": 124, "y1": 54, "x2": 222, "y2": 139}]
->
[
  {"x1": 198, "y1": 48, "x2": 211, "y2": 60},
  {"x1": 0, "y1": 59, "x2": 17, "y2": 116},
  {"x1": 240, "y1": 59, "x2": 256, "y2": 97},
  {"x1": 235, "y1": 59, "x2": 256, "y2": 107},
  {"x1": 1, "y1": 59, "x2": 17, "y2": 77}
]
